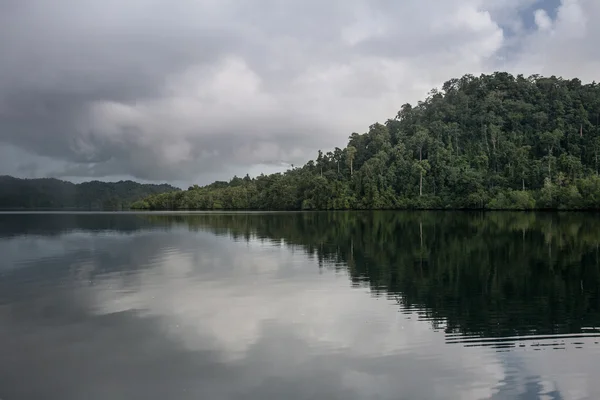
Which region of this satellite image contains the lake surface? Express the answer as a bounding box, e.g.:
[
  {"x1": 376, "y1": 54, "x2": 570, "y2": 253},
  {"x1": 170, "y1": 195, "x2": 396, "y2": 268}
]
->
[{"x1": 1, "y1": 211, "x2": 600, "y2": 400}]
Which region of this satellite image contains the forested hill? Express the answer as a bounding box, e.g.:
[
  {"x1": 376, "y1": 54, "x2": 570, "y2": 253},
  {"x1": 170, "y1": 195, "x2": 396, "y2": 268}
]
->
[
  {"x1": 0, "y1": 176, "x2": 179, "y2": 210},
  {"x1": 133, "y1": 72, "x2": 600, "y2": 211}
]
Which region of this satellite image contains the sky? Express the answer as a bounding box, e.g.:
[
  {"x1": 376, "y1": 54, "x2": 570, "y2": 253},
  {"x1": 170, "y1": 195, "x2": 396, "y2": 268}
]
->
[{"x1": 1, "y1": 0, "x2": 598, "y2": 187}]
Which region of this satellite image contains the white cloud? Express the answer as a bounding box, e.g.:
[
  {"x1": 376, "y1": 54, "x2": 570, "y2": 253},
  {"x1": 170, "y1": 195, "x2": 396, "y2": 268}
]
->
[
  {"x1": 534, "y1": 8, "x2": 553, "y2": 30},
  {"x1": 513, "y1": 0, "x2": 600, "y2": 81}
]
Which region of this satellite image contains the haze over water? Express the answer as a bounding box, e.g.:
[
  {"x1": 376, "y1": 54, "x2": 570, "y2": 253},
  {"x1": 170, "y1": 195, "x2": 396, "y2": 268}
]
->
[{"x1": 1, "y1": 211, "x2": 600, "y2": 400}]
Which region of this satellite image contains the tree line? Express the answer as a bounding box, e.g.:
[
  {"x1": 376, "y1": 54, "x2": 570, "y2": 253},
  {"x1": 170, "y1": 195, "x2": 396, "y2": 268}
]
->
[
  {"x1": 0, "y1": 176, "x2": 178, "y2": 210},
  {"x1": 133, "y1": 72, "x2": 600, "y2": 210}
]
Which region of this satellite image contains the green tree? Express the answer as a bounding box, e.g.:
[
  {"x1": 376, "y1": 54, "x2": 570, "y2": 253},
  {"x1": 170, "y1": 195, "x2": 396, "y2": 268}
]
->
[{"x1": 132, "y1": 72, "x2": 600, "y2": 211}]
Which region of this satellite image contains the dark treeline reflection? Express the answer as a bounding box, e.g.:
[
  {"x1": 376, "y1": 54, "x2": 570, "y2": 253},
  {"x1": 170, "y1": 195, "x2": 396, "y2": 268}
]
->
[
  {"x1": 0, "y1": 212, "x2": 166, "y2": 238},
  {"x1": 142, "y1": 211, "x2": 600, "y2": 341}
]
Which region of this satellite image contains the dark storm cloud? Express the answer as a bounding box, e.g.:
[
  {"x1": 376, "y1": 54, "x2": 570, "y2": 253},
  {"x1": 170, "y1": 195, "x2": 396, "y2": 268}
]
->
[
  {"x1": 0, "y1": 0, "x2": 355, "y2": 181},
  {"x1": 0, "y1": 1, "x2": 237, "y2": 99},
  {"x1": 0, "y1": 0, "x2": 239, "y2": 167}
]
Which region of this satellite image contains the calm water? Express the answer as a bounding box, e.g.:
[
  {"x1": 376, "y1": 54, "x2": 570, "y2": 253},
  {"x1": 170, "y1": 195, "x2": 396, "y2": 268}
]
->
[{"x1": 1, "y1": 211, "x2": 600, "y2": 400}]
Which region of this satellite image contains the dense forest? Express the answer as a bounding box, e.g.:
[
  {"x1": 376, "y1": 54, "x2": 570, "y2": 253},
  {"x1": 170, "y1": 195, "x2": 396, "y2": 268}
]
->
[
  {"x1": 140, "y1": 211, "x2": 600, "y2": 340},
  {"x1": 133, "y1": 72, "x2": 600, "y2": 210},
  {"x1": 0, "y1": 176, "x2": 178, "y2": 210}
]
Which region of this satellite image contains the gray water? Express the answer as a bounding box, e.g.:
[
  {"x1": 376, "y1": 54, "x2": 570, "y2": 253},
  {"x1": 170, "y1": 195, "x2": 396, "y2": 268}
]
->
[{"x1": 1, "y1": 211, "x2": 600, "y2": 400}]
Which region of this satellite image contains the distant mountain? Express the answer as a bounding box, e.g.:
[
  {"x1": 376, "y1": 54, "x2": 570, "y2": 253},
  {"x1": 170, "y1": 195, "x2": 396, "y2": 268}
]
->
[{"x1": 0, "y1": 176, "x2": 180, "y2": 210}]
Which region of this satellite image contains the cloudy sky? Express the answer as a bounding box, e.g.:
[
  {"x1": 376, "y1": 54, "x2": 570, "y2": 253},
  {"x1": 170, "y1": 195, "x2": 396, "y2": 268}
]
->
[{"x1": 1, "y1": 0, "x2": 598, "y2": 187}]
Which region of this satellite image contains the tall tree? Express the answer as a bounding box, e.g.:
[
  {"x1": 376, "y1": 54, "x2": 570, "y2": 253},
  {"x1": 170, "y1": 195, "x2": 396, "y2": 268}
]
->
[{"x1": 346, "y1": 146, "x2": 357, "y2": 177}]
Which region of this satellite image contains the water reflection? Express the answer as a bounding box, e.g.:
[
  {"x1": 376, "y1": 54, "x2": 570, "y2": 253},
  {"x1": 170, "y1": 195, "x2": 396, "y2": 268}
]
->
[
  {"x1": 142, "y1": 212, "x2": 600, "y2": 342},
  {"x1": 0, "y1": 211, "x2": 599, "y2": 399}
]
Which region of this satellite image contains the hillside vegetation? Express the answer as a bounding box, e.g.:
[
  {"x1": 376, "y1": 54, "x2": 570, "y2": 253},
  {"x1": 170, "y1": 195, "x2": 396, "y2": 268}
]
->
[
  {"x1": 133, "y1": 72, "x2": 600, "y2": 210},
  {"x1": 0, "y1": 176, "x2": 179, "y2": 210}
]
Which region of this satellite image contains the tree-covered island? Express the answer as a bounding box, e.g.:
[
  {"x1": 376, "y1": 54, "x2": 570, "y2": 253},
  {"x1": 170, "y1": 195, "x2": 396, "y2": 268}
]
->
[{"x1": 132, "y1": 72, "x2": 600, "y2": 210}]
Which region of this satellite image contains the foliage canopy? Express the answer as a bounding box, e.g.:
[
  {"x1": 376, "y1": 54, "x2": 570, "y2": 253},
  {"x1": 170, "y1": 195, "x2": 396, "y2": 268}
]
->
[{"x1": 134, "y1": 72, "x2": 600, "y2": 210}]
